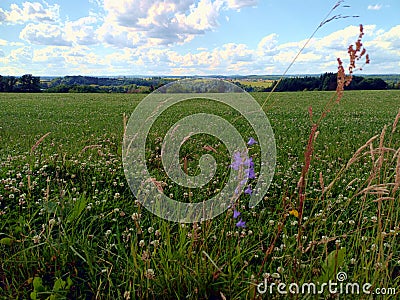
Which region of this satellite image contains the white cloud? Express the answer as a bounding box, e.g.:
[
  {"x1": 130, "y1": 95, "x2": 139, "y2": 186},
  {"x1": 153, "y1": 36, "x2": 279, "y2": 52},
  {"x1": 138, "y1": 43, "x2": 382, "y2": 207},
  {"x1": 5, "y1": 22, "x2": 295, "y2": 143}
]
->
[
  {"x1": 257, "y1": 33, "x2": 279, "y2": 56},
  {"x1": 2, "y1": 21, "x2": 400, "y2": 75},
  {"x1": 100, "y1": 0, "x2": 258, "y2": 47},
  {"x1": 20, "y1": 23, "x2": 71, "y2": 46},
  {"x1": 65, "y1": 16, "x2": 99, "y2": 45},
  {"x1": 225, "y1": 0, "x2": 257, "y2": 10},
  {"x1": 9, "y1": 46, "x2": 33, "y2": 63},
  {"x1": 367, "y1": 4, "x2": 382, "y2": 10},
  {"x1": 0, "y1": 2, "x2": 60, "y2": 24},
  {"x1": 97, "y1": 22, "x2": 143, "y2": 48}
]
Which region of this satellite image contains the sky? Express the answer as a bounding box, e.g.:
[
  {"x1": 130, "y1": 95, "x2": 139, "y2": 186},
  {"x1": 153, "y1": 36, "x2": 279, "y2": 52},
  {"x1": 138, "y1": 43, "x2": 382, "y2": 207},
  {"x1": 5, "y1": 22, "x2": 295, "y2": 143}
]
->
[{"x1": 0, "y1": 0, "x2": 399, "y2": 76}]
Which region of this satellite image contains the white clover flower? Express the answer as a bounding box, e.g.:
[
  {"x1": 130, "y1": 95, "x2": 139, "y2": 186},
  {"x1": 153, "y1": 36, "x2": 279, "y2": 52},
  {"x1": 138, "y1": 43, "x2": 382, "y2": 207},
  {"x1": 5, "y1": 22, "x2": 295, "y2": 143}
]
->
[
  {"x1": 271, "y1": 273, "x2": 280, "y2": 279},
  {"x1": 144, "y1": 269, "x2": 155, "y2": 279},
  {"x1": 32, "y1": 235, "x2": 40, "y2": 244},
  {"x1": 131, "y1": 213, "x2": 141, "y2": 220}
]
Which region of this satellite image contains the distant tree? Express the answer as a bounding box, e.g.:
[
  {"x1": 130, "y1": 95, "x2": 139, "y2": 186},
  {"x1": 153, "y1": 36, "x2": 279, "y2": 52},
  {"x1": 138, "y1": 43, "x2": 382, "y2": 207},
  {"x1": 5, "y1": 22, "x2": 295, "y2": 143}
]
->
[
  {"x1": 19, "y1": 74, "x2": 41, "y2": 92},
  {"x1": 319, "y1": 72, "x2": 337, "y2": 91},
  {"x1": 358, "y1": 78, "x2": 387, "y2": 90},
  {"x1": 0, "y1": 76, "x2": 17, "y2": 92}
]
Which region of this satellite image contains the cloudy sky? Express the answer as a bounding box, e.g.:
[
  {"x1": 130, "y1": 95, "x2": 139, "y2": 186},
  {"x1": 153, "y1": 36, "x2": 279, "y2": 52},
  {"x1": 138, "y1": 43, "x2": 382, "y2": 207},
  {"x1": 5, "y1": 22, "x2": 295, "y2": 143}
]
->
[{"x1": 0, "y1": 0, "x2": 399, "y2": 76}]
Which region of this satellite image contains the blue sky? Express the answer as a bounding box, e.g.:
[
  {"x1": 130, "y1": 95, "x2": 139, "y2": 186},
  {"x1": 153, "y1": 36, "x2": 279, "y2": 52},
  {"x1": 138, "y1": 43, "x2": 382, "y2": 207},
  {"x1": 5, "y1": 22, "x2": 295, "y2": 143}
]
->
[{"x1": 0, "y1": 0, "x2": 399, "y2": 76}]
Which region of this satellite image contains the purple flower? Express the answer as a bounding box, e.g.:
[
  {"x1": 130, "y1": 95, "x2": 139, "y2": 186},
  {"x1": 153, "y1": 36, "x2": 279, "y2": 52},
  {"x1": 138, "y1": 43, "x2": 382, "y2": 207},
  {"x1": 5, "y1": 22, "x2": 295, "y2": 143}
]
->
[
  {"x1": 230, "y1": 151, "x2": 242, "y2": 170},
  {"x1": 245, "y1": 167, "x2": 256, "y2": 179},
  {"x1": 244, "y1": 185, "x2": 252, "y2": 195},
  {"x1": 247, "y1": 137, "x2": 257, "y2": 146},
  {"x1": 243, "y1": 157, "x2": 254, "y2": 168},
  {"x1": 236, "y1": 219, "x2": 246, "y2": 228},
  {"x1": 233, "y1": 209, "x2": 241, "y2": 219}
]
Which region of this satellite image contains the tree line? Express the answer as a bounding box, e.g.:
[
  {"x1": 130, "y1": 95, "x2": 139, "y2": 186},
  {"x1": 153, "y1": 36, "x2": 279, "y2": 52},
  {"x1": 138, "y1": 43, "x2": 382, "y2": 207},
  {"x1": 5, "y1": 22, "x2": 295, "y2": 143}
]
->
[
  {"x1": 0, "y1": 74, "x2": 41, "y2": 92},
  {"x1": 236, "y1": 73, "x2": 389, "y2": 92},
  {"x1": 0, "y1": 73, "x2": 395, "y2": 93}
]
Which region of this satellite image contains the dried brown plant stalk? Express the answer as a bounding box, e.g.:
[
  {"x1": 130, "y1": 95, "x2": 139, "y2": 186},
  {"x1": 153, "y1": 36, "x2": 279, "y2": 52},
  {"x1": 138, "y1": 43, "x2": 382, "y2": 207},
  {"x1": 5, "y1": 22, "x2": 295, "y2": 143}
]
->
[
  {"x1": 258, "y1": 1, "x2": 370, "y2": 277},
  {"x1": 296, "y1": 24, "x2": 370, "y2": 248},
  {"x1": 31, "y1": 132, "x2": 51, "y2": 153}
]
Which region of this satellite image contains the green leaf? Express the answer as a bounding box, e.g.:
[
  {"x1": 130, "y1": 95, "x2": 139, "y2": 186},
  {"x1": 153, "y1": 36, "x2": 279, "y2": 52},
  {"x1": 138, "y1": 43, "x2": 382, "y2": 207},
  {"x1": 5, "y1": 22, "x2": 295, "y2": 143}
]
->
[
  {"x1": 32, "y1": 276, "x2": 45, "y2": 292},
  {"x1": 66, "y1": 276, "x2": 73, "y2": 290},
  {"x1": 319, "y1": 247, "x2": 346, "y2": 283},
  {"x1": 53, "y1": 278, "x2": 66, "y2": 292},
  {"x1": 0, "y1": 237, "x2": 13, "y2": 246},
  {"x1": 30, "y1": 291, "x2": 37, "y2": 300},
  {"x1": 67, "y1": 196, "x2": 87, "y2": 223}
]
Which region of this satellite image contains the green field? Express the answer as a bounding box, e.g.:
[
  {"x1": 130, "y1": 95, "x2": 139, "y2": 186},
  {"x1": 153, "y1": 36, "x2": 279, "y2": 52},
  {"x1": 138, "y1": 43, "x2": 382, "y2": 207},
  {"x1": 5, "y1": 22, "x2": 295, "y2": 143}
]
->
[
  {"x1": 1, "y1": 91, "x2": 399, "y2": 299},
  {"x1": 236, "y1": 80, "x2": 274, "y2": 90}
]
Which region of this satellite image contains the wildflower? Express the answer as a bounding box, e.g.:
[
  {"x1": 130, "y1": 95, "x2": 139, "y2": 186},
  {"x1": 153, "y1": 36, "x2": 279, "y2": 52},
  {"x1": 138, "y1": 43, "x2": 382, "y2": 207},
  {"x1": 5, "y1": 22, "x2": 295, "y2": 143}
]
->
[
  {"x1": 230, "y1": 151, "x2": 243, "y2": 171},
  {"x1": 244, "y1": 185, "x2": 252, "y2": 195},
  {"x1": 32, "y1": 235, "x2": 40, "y2": 244},
  {"x1": 144, "y1": 268, "x2": 155, "y2": 279},
  {"x1": 262, "y1": 273, "x2": 270, "y2": 279},
  {"x1": 236, "y1": 219, "x2": 246, "y2": 228},
  {"x1": 289, "y1": 209, "x2": 299, "y2": 218},
  {"x1": 150, "y1": 240, "x2": 159, "y2": 247},
  {"x1": 233, "y1": 209, "x2": 241, "y2": 219},
  {"x1": 139, "y1": 240, "x2": 145, "y2": 247},
  {"x1": 247, "y1": 137, "x2": 257, "y2": 146},
  {"x1": 277, "y1": 266, "x2": 285, "y2": 273},
  {"x1": 131, "y1": 213, "x2": 141, "y2": 220},
  {"x1": 271, "y1": 273, "x2": 280, "y2": 279},
  {"x1": 244, "y1": 167, "x2": 256, "y2": 179},
  {"x1": 124, "y1": 291, "x2": 131, "y2": 300}
]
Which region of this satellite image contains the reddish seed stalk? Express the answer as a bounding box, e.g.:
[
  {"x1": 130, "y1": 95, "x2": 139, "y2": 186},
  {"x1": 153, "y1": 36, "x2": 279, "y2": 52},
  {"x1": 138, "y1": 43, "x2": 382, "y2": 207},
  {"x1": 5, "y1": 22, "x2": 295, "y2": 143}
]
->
[{"x1": 296, "y1": 24, "x2": 369, "y2": 248}]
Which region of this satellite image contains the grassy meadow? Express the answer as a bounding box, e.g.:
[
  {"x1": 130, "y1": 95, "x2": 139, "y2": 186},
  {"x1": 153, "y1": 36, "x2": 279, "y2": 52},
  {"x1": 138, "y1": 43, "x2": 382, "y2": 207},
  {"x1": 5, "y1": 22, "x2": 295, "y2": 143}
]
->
[{"x1": 0, "y1": 90, "x2": 399, "y2": 299}]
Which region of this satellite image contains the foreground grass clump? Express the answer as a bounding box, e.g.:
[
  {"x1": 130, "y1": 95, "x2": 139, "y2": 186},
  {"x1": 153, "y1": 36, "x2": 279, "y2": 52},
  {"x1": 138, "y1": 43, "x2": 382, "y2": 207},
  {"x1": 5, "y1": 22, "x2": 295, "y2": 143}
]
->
[{"x1": 0, "y1": 91, "x2": 399, "y2": 299}]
